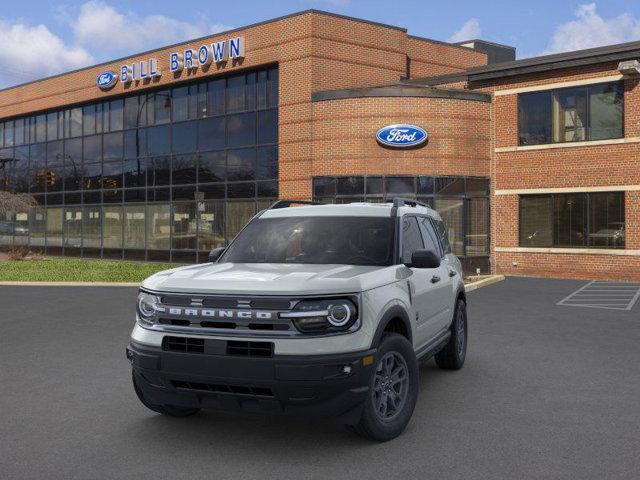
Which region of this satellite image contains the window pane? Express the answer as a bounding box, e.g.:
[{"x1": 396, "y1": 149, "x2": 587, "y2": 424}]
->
[
  {"x1": 172, "y1": 86, "x2": 189, "y2": 122},
  {"x1": 29, "y1": 207, "x2": 46, "y2": 247},
  {"x1": 103, "y1": 132, "x2": 123, "y2": 160},
  {"x1": 198, "y1": 201, "x2": 225, "y2": 251},
  {"x1": 123, "y1": 158, "x2": 146, "y2": 187},
  {"x1": 435, "y1": 177, "x2": 464, "y2": 195},
  {"x1": 172, "y1": 202, "x2": 196, "y2": 250},
  {"x1": 466, "y1": 197, "x2": 488, "y2": 255},
  {"x1": 246, "y1": 72, "x2": 256, "y2": 110},
  {"x1": 45, "y1": 141, "x2": 64, "y2": 193},
  {"x1": 64, "y1": 207, "x2": 82, "y2": 248},
  {"x1": 466, "y1": 178, "x2": 489, "y2": 196},
  {"x1": 150, "y1": 155, "x2": 171, "y2": 186},
  {"x1": 35, "y1": 115, "x2": 46, "y2": 143},
  {"x1": 83, "y1": 135, "x2": 102, "y2": 163},
  {"x1": 4, "y1": 121, "x2": 14, "y2": 146},
  {"x1": 124, "y1": 128, "x2": 145, "y2": 158},
  {"x1": 147, "y1": 125, "x2": 171, "y2": 155},
  {"x1": 110, "y1": 100, "x2": 123, "y2": 131},
  {"x1": 83, "y1": 105, "x2": 96, "y2": 135},
  {"x1": 207, "y1": 79, "x2": 225, "y2": 116},
  {"x1": 82, "y1": 206, "x2": 101, "y2": 248},
  {"x1": 518, "y1": 91, "x2": 551, "y2": 145},
  {"x1": 401, "y1": 216, "x2": 424, "y2": 264},
  {"x1": 226, "y1": 201, "x2": 256, "y2": 240},
  {"x1": 70, "y1": 108, "x2": 82, "y2": 137},
  {"x1": 417, "y1": 176, "x2": 434, "y2": 195},
  {"x1": 336, "y1": 177, "x2": 364, "y2": 196},
  {"x1": 227, "y1": 148, "x2": 255, "y2": 181},
  {"x1": 124, "y1": 96, "x2": 139, "y2": 129},
  {"x1": 198, "y1": 116, "x2": 225, "y2": 150},
  {"x1": 227, "y1": 75, "x2": 245, "y2": 113},
  {"x1": 83, "y1": 161, "x2": 101, "y2": 190},
  {"x1": 154, "y1": 91, "x2": 171, "y2": 124},
  {"x1": 386, "y1": 177, "x2": 414, "y2": 196},
  {"x1": 268, "y1": 68, "x2": 278, "y2": 108},
  {"x1": 588, "y1": 192, "x2": 625, "y2": 248},
  {"x1": 198, "y1": 151, "x2": 226, "y2": 183},
  {"x1": 103, "y1": 206, "x2": 122, "y2": 248},
  {"x1": 172, "y1": 120, "x2": 197, "y2": 153},
  {"x1": 228, "y1": 182, "x2": 255, "y2": 198},
  {"x1": 256, "y1": 146, "x2": 277, "y2": 180},
  {"x1": 553, "y1": 88, "x2": 587, "y2": 143},
  {"x1": 124, "y1": 205, "x2": 145, "y2": 249},
  {"x1": 147, "y1": 204, "x2": 170, "y2": 250},
  {"x1": 47, "y1": 113, "x2": 58, "y2": 141},
  {"x1": 519, "y1": 196, "x2": 553, "y2": 247},
  {"x1": 589, "y1": 83, "x2": 623, "y2": 141},
  {"x1": 418, "y1": 217, "x2": 442, "y2": 257},
  {"x1": 172, "y1": 154, "x2": 197, "y2": 185},
  {"x1": 257, "y1": 70, "x2": 268, "y2": 109},
  {"x1": 46, "y1": 207, "x2": 63, "y2": 247},
  {"x1": 96, "y1": 103, "x2": 105, "y2": 133},
  {"x1": 257, "y1": 109, "x2": 277, "y2": 144},
  {"x1": 227, "y1": 112, "x2": 256, "y2": 147},
  {"x1": 102, "y1": 160, "x2": 122, "y2": 190},
  {"x1": 13, "y1": 146, "x2": 29, "y2": 193},
  {"x1": 434, "y1": 199, "x2": 464, "y2": 256},
  {"x1": 554, "y1": 193, "x2": 586, "y2": 247}
]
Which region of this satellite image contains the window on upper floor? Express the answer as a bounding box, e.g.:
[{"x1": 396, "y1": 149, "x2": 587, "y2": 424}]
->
[{"x1": 518, "y1": 82, "x2": 623, "y2": 146}]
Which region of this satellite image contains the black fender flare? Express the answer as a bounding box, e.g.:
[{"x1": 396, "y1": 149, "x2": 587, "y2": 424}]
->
[{"x1": 370, "y1": 305, "x2": 413, "y2": 348}]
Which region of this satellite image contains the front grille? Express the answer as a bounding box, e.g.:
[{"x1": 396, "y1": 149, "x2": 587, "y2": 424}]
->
[
  {"x1": 162, "y1": 336, "x2": 204, "y2": 353},
  {"x1": 227, "y1": 341, "x2": 274, "y2": 357},
  {"x1": 171, "y1": 380, "x2": 274, "y2": 397}
]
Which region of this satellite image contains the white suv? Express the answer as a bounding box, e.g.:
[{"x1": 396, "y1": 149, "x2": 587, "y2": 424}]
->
[{"x1": 127, "y1": 199, "x2": 467, "y2": 441}]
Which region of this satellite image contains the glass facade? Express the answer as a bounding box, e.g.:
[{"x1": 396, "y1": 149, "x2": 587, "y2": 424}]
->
[
  {"x1": 312, "y1": 175, "x2": 490, "y2": 258},
  {"x1": 518, "y1": 82, "x2": 623, "y2": 146},
  {"x1": 0, "y1": 66, "x2": 278, "y2": 262},
  {"x1": 519, "y1": 192, "x2": 625, "y2": 248}
]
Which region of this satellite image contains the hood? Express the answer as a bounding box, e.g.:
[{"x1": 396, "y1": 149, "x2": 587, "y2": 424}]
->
[{"x1": 141, "y1": 262, "x2": 400, "y2": 295}]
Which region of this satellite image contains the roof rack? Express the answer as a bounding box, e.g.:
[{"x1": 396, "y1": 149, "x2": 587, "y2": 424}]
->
[
  {"x1": 268, "y1": 199, "x2": 325, "y2": 210},
  {"x1": 392, "y1": 198, "x2": 430, "y2": 208}
]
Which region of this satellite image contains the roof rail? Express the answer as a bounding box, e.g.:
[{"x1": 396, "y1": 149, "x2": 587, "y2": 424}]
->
[
  {"x1": 268, "y1": 199, "x2": 324, "y2": 210},
  {"x1": 392, "y1": 197, "x2": 430, "y2": 208}
]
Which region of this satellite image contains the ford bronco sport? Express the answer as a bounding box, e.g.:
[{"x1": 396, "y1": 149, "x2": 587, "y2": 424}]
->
[{"x1": 127, "y1": 198, "x2": 467, "y2": 441}]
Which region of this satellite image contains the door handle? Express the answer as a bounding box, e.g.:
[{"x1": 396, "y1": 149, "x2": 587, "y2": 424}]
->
[
  {"x1": 430, "y1": 275, "x2": 441, "y2": 283},
  {"x1": 448, "y1": 269, "x2": 457, "y2": 277}
]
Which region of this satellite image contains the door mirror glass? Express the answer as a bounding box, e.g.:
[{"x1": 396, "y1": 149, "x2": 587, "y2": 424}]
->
[
  {"x1": 208, "y1": 247, "x2": 226, "y2": 263},
  {"x1": 407, "y1": 249, "x2": 440, "y2": 269}
]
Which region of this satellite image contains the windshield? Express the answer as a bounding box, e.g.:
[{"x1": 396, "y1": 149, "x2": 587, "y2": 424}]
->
[{"x1": 221, "y1": 216, "x2": 394, "y2": 266}]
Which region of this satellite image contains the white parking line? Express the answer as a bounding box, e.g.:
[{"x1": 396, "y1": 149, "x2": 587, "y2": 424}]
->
[{"x1": 557, "y1": 281, "x2": 640, "y2": 311}]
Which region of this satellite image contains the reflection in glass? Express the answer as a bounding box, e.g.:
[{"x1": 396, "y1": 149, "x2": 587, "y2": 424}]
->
[
  {"x1": 103, "y1": 206, "x2": 123, "y2": 248},
  {"x1": 124, "y1": 205, "x2": 145, "y2": 249},
  {"x1": 147, "y1": 204, "x2": 170, "y2": 250},
  {"x1": 172, "y1": 202, "x2": 196, "y2": 250},
  {"x1": 83, "y1": 206, "x2": 102, "y2": 248}
]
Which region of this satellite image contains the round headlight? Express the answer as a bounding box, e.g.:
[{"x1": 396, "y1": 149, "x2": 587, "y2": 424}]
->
[
  {"x1": 137, "y1": 292, "x2": 159, "y2": 322},
  {"x1": 327, "y1": 303, "x2": 352, "y2": 327}
]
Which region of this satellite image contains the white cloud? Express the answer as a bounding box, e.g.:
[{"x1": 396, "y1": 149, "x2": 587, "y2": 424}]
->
[
  {"x1": 71, "y1": 1, "x2": 232, "y2": 55},
  {"x1": 542, "y1": 3, "x2": 640, "y2": 54},
  {"x1": 448, "y1": 18, "x2": 481, "y2": 43},
  {"x1": 0, "y1": 20, "x2": 93, "y2": 88}
]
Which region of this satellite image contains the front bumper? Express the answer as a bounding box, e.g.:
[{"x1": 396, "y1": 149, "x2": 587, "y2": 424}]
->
[{"x1": 128, "y1": 340, "x2": 376, "y2": 423}]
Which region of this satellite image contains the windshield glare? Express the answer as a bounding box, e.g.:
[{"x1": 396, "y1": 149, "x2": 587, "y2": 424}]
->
[{"x1": 221, "y1": 216, "x2": 394, "y2": 266}]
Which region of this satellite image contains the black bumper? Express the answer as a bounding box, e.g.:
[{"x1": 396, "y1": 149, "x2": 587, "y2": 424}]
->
[{"x1": 127, "y1": 341, "x2": 376, "y2": 423}]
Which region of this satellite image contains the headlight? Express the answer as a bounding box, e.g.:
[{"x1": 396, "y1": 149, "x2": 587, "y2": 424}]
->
[
  {"x1": 137, "y1": 291, "x2": 162, "y2": 326},
  {"x1": 281, "y1": 298, "x2": 358, "y2": 334}
]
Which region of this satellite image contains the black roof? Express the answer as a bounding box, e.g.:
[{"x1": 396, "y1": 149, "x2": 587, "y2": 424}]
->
[{"x1": 466, "y1": 39, "x2": 640, "y2": 81}]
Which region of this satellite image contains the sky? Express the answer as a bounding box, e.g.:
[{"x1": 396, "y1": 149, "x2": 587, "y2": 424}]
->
[{"x1": 2, "y1": 0, "x2": 640, "y2": 88}]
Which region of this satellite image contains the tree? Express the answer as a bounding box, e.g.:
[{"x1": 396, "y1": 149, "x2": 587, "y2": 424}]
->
[{"x1": 0, "y1": 191, "x2": 37, "y2": 214}]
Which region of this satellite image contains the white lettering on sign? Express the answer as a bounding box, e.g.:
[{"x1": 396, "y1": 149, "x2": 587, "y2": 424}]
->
[{"x1": 386, "y1": 128, "x2": 417, "y2": 143}]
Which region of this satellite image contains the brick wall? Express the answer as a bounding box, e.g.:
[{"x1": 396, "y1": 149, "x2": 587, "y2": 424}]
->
[{"x1": 481, "y1": 63, "x2": 640, "y2": 281}]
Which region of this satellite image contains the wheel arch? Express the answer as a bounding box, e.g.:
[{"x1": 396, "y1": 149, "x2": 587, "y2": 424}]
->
[{"x1": 371, "y1": 305, "x2": 413, "y2": 348}]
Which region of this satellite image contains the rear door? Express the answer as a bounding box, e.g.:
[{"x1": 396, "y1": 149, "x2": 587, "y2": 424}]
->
[
  {"x1": 400, "y1": 215, "x2": 444, "y2": 346},
  {"x1": 426, "y1": 217, "x2": 457, "y2": 331}
]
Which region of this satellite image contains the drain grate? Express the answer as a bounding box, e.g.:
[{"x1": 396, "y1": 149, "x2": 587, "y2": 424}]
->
[{"x1": 557, "y1": 281, "x2": 640, "y2": 311}]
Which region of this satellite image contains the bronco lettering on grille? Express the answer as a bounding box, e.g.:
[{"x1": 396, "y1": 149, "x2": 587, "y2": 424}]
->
[{"x1": 166, "y1": 308, "x2": 274, "y2": 320}]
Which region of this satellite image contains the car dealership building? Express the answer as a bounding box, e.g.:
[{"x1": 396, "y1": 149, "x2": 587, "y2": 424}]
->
[{"x1": 0, "y1": 10, "x2": 638, "y2": 280}]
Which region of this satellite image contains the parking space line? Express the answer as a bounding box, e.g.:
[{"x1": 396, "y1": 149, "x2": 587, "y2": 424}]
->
[{"x1": 557, "y1": 281, "x2": 640, "y2": 311}]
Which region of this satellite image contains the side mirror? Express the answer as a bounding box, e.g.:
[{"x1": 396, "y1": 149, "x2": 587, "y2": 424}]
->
[
  {"x1": 406, "y1": 249, "x2": 441, "y2": 269},
  {"x1": 208, "y1": 247, "x2": 226, "y2": 263}
]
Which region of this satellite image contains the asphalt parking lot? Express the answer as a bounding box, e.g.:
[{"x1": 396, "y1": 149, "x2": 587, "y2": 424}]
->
[{"x1": 1, "y1": 277, "x2": 639, "y2": 480}]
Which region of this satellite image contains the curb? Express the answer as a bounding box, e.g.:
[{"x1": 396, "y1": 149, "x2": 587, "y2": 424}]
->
[
  {"x1": 0, "y1": 281, "x2": 140, "y2": 287},
  {"x1": 464, "y1": 275, "x2": 505, "y2": 292}
]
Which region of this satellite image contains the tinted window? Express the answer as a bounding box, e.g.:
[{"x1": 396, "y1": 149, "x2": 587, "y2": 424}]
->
[
  {"x1": 433, "y1": 219, "x2": 452, "y2": 255},
  {"x1": 222, "y1": 216, "x2": 394, "y2": 266},
  {"x1": 418, "y1": 217, "x2": 442, "y2": 257},
  {"x1": 401, "y1": 216, "x2": 424, "y2": 264},
  {"x1": 172, "y1": 121, "x2": 197, "y2": 153},
  {"x1": 198, "y1": 117, "x2": 225, "y2": 150}
]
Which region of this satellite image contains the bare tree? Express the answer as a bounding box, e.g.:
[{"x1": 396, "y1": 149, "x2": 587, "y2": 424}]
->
[{"x1": 0, "y1": 191, "x2": 37, "y2": 214}]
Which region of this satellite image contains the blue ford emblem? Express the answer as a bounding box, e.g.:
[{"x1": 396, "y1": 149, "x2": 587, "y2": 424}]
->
[
  {"x1": 376, "y1": 124, "x2": 428, "y2": 148},
  {"x1": 96, "y1": 71, "x2": 118, "y2": 90}
]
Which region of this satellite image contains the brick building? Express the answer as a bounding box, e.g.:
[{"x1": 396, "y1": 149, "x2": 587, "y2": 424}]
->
[{"x1": 0, "y1": 10, "x2": 637, "y2": 280}]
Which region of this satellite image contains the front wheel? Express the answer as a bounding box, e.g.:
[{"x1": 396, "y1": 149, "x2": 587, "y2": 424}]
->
[
  {"x1": 351, "y1": 333, "x2": 419, "y2": 441},
  {"x1": 435, "y1": 299, "x2": 467, "y2": 370},
  {"x1": 132, "y1": 372, "x2": 200, "y2": 417}
]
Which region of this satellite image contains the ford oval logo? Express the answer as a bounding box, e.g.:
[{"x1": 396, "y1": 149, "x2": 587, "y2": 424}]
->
[
  {"x1": 376, "y1": 124, "x2": 428, "y2": 148},
  {"x1": 96, "y1": 71, "x2": 118, "y2": 90}
]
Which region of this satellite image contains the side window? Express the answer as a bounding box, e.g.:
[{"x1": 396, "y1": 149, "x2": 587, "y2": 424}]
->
[
  {"x1": 433, "y1": 219, "x2": 452, "y2": 255},
  {"x1": 401, "y1": 216, "x2": 424, "y2": 264},
  {"x1": 418, "y1": 217, "x2": 443, "y2": 257}
]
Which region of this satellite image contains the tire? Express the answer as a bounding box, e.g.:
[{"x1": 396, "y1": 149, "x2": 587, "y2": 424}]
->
[
  {"x1": 132, "y1": 371, "x2": 200, "y2": 418},
  {"x1": 351, "y1": 333, "x2": 419, "y2": 441},
  {"x1": 435, "y1": 299, "x2": 467, "y2": 370}
]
